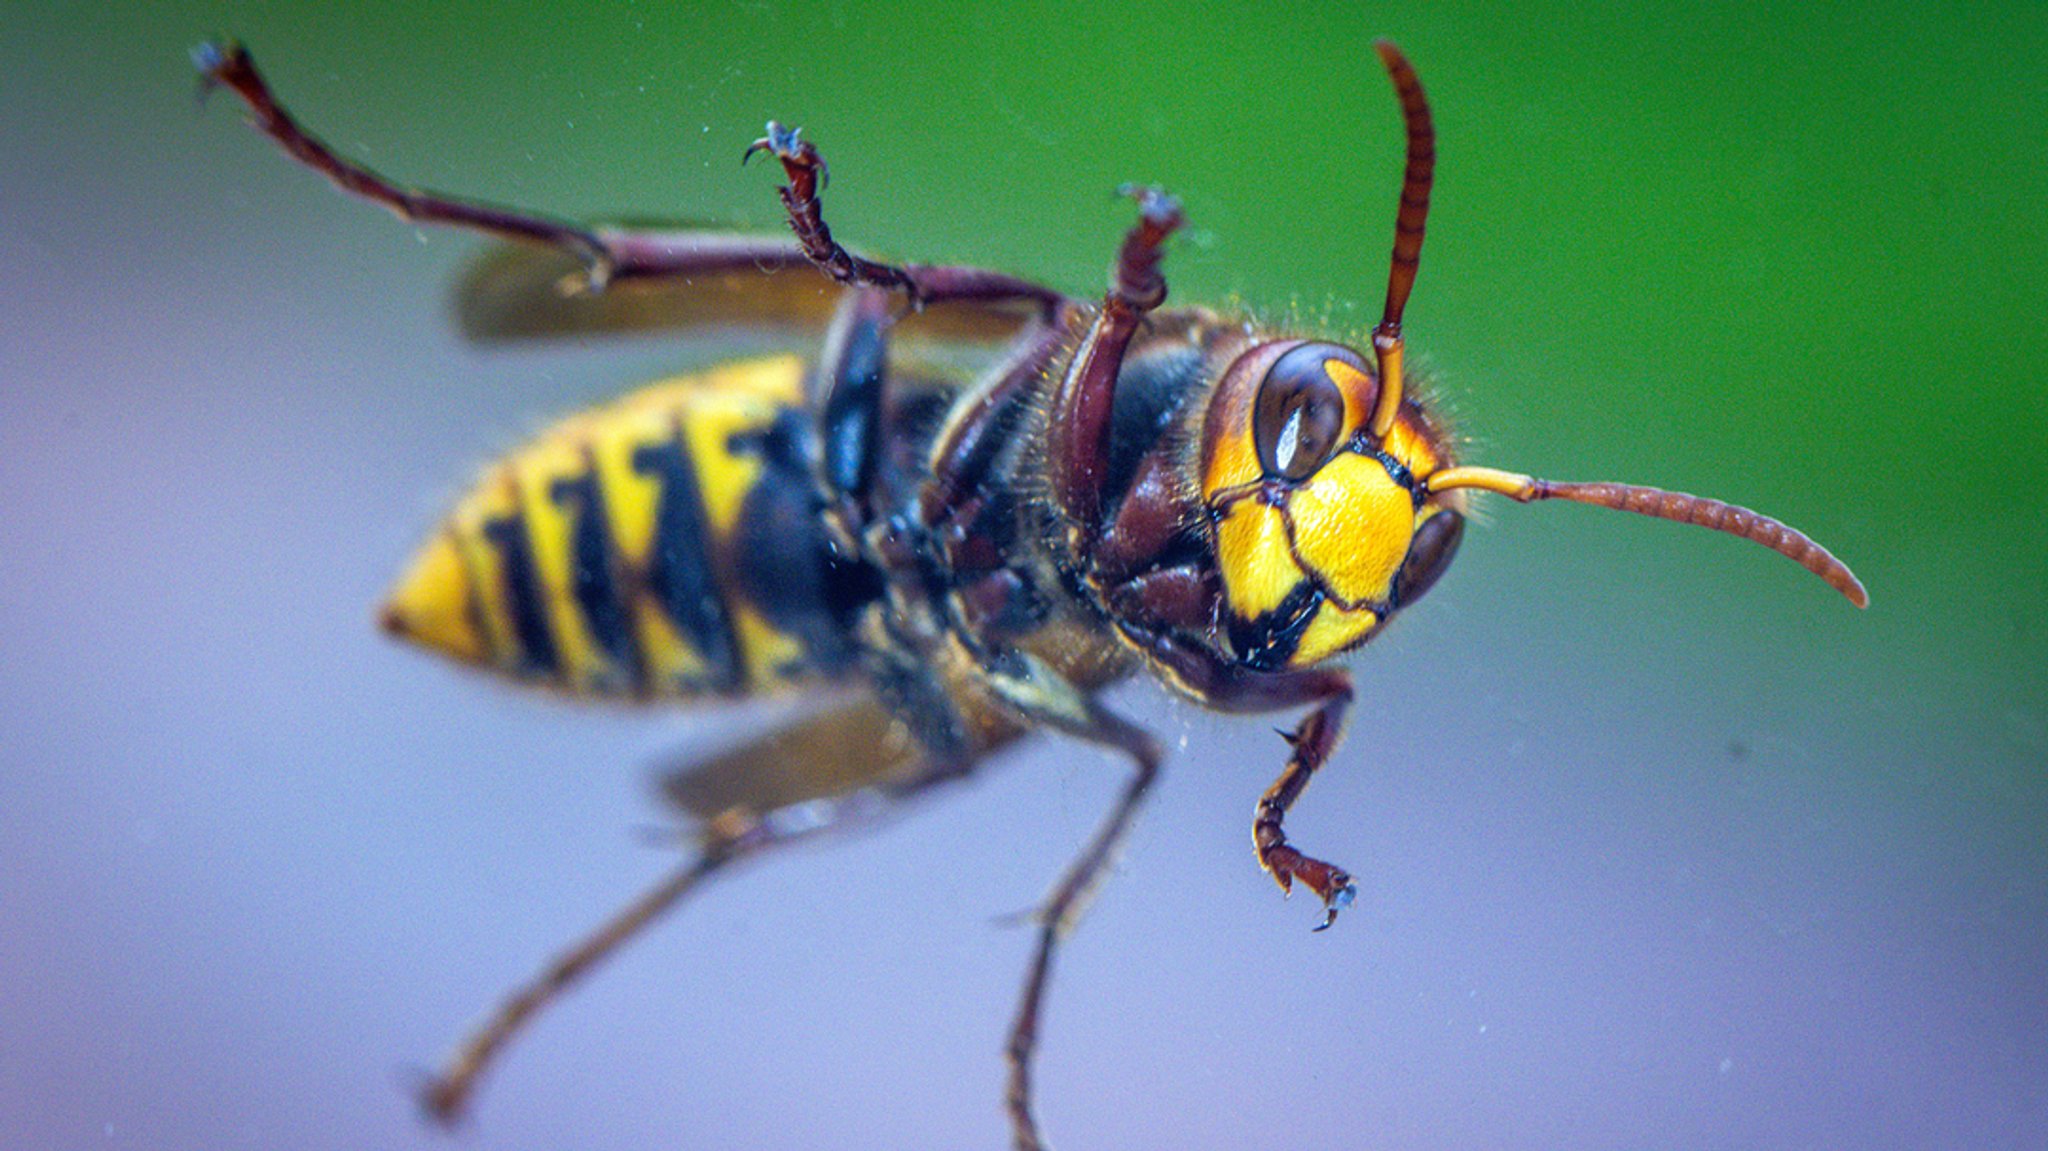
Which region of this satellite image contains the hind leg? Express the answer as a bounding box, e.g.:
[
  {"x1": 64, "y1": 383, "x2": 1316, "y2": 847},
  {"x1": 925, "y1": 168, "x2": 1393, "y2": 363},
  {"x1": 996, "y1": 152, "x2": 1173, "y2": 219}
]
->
[{"x1": 420, "y1": 698, "x2": 1009, "y2": 1124}]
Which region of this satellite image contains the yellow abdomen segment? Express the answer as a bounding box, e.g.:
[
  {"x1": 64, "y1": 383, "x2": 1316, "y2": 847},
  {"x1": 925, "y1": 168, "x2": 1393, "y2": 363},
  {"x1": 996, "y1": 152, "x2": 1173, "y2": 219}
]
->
[{"x1": 380, "y1": 356, "x2": 842, "y2": 699}]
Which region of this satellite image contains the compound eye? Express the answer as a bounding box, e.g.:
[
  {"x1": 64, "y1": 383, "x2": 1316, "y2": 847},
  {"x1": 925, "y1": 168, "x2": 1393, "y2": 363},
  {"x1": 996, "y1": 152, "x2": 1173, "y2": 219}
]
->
[
  {"x1": 1393, "y1": 510, "x2": 1464, "y2": 607},
  {"x1": 1254, "y1": 344, "x2": 1354, "y2": 482}
]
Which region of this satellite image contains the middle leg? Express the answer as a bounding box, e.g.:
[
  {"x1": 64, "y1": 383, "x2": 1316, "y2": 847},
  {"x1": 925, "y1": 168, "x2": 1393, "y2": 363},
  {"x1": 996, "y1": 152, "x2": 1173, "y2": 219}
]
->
[
  {"x1": 1007, "y1": 727, "x2": 1158, "y2": 1151},
  {"x1": 1008, "y1": 705, "x2": 1161, "y2": 1151},
  {"x1": 811, "y1": 280, "x2": 1079, "y2": 545},
  {"x1": 746, "y1": 122, "x2": 1068, "y2": 312},
  {"x1": 969, "y1": 647, "x2": 1163, "y2": 1151}
]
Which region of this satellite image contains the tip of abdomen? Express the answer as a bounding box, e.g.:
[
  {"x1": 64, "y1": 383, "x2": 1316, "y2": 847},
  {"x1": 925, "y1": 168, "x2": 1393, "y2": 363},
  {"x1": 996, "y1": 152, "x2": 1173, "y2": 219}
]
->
[{"x1": 381, "y1": 528, "x2": 490, "y2": 666}]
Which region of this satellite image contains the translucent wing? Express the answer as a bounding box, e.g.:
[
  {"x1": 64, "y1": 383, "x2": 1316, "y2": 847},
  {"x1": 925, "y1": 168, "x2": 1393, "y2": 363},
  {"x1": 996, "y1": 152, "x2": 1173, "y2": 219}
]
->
[
  {"x1": 456, "y1": 232, "x2": 1047, "y2": 349},
  {"x1": 660, "y1": 695, "x2": 930, "y2": 822}
]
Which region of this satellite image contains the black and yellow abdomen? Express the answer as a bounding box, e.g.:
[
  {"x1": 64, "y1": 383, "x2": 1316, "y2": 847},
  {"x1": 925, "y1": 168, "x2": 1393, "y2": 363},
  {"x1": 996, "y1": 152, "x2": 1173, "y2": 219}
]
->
[{"x1": 380, "y1": 355, "x2": 873, "y2": 699}]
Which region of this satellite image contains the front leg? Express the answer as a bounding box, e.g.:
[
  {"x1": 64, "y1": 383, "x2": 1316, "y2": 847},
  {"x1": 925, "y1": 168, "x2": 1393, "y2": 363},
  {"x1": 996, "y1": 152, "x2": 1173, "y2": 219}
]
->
[
  {"x1": 1254, "y1": 683, "x2": 1358, "y2": 930},
  {"x1": 1130, "y1": 629, "x2": 1360, "y2": 929}
]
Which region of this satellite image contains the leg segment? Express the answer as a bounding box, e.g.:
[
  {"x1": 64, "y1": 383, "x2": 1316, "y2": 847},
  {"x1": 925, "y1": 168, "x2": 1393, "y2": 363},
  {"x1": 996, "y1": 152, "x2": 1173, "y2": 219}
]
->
[
  {"x1": 976, "y1": 653, "x2": 1163, "y2": 1151},
  {"x1": 1045, "y1": 187, "x2": 1184, "y2": 546},
  {"x1": 744, "y1": 123, "x2": 916, "y2": 296},
  {"x1": 1253, "y1": 685, "x2": 1358, "y2": 930},
  {"x1": 420, "y1": 850, "x2": 727, "y2": 1124},
  {"x1": 194, "y1": 41, "x2": 611, "y2": 273},
  {"x1": 919, "y1": 317, "x2": 1077, "y2": 524},
  {"x1": 745, "y1": 121, "x2": 1069, "y2": 312},
  {"x1": 1126, "y1": 628, "x2": 1362, "y2": 928},
  {"x1": 420, "y1": 700, "x2": 1001, "y2": 1125},
  {"x1": 813, "y1": 285, "x2": 897, "y2": 537},
  {"x1": 815, "y1": 281, "x2": 1079, "y2": 546},
  {"x1": 195, "y1": 42, "x2": 817, "y2": 290},
  {"x1": 1008, "y1": 732, "x2": 1157, "y2": 1151},
  {"x1": 194, "y1": 41, "x2": 1064, "y2": 307}
]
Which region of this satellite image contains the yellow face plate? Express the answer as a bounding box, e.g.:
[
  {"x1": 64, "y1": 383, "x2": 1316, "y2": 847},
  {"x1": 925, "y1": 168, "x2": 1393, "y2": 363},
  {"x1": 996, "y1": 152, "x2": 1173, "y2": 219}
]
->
[{"x1": 1205, "y1": 373, "x2": 1455, "y2": 668}]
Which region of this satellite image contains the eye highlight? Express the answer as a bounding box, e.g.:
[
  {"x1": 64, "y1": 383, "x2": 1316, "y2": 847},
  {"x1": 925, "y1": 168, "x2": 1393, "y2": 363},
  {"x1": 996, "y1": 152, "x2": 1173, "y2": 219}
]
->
[{"x1": 1254, "y1": 344, "x2": 1365, "y2": 482}]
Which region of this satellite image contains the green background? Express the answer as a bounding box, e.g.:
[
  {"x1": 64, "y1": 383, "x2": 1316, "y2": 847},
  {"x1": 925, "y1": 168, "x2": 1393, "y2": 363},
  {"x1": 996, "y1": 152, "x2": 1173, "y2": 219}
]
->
[{"x1": 3, "y1": 3, "x2": 2042, "y2": 1149}]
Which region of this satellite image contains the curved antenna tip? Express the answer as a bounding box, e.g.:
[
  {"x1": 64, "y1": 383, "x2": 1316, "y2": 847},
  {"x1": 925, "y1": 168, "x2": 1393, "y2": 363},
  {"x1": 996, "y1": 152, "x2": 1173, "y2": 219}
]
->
[
  {"x1": 1424, "y1": 466, "x2": 1870, "y2": 609},
  {"x1": 1842, "y1": 574, "x2": 1871, "y2": 610}
]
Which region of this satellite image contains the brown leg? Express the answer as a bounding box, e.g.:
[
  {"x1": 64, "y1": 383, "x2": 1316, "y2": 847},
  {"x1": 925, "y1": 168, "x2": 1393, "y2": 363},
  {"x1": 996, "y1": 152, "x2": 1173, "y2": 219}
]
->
[
  {"x1": 971, "y1": 650, "x2": 1163, "y2": 1151},
  {"x1": 744, "y1": 122, "x2": 917, "y2": 296},
  {"x1": 744, "y1": 121, "x2": 1068, "y2": 312},
  {"x1": 193, "y1": 41, "x2": 615, "y2": 273},
  {"x1": 196, "y1": 41, "x2": 961, "y2": 296},
  {"x1": 1252, "y1": 685, "x2": 1359, "y2": 930},
  {"x1": 813, "y1": 285, "x2": 899, "y2": 537},
  {"x1": 198, "y1": 41, "x2": 1076, "y2": 318},
  {"x1": 1045, "y1": 186, "x2": 1184, "y2": 544},
  {"x1": 420, "y1": 848, "x2": 728, "y2": 1124},
  {"x1": 1004, "y1": 712, "x2": 1160, "y2": 1151},
  {"x1": 421, "y1": 700, "x2": 1000, "y2": 1125},
  {"x1": 1124, "y1": 630, "x2": 1363, "y2": 929},
  {"x1": 918, "y1": 316, "x2": 1078, "y2": 523}
]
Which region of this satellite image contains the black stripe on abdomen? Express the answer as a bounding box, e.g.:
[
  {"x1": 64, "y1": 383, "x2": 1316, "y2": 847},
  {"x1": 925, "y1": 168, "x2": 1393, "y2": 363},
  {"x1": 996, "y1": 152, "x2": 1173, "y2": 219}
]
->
[
  {"x1": 631, "y1": 417, "x2": 743, "y2": 693},
  {"x1": 480, "y1": 502, "x2": 561, "y2": 679},
  {"x1": 550, "y1": 454, "x2": 645, "y2": 693}
]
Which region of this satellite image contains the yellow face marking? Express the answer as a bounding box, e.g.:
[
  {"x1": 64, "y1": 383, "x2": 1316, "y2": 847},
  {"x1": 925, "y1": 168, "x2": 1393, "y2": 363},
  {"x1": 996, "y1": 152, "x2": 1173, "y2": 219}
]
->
[
  {"x1": 1202, "y1": 414, "x2": 1265, "y2": 499},
  {"x1": 1215, "y1": 498, "x2": 1303, "y2": 621},
  {"x1": 1286, "y1": 451, "x2": 1414, "y2": 607},
  {"x1": 1199, "y1": 351, "x2": 1461, "y2": 666},
  {"x1": 1290, "y1": 601, "x2": 1381, "y2": 666}
]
